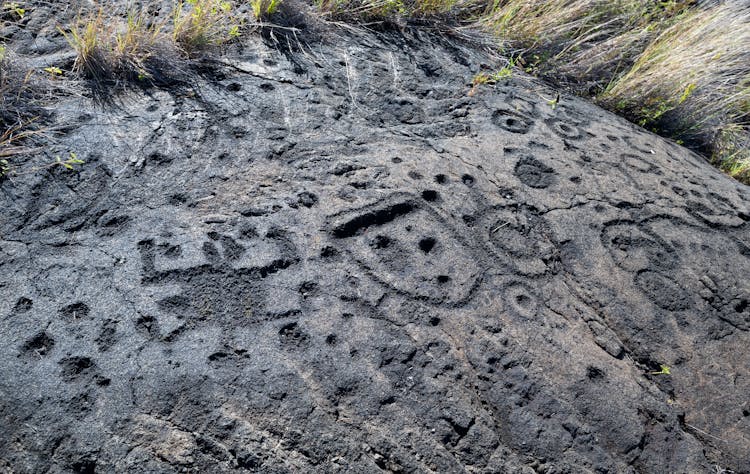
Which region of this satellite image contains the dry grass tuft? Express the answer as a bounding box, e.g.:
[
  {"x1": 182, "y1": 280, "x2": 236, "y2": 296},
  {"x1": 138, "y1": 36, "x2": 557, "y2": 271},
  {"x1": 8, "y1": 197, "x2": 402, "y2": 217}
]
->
[
  {"x1": 601, "y1": 5, "x2": 750, "y2": 181},
  {"x1": 61, "y1": 7, "x2": 187, "y2": 92},
  {"x1": 483, "y1": 1, "x2": 692, "y2": 90},
  {"x1": 172, "y1": 0, "x2": 242, "y2": 53},
  {"x1": 61, "y1": 1, "x2": 250, "y2": 90},
  {"x1": 62, "y1": 10, "x2": 112, "y2": 81},
  {"x1": 314, "y1": 0, "x2": 485, "y2": 22},
  {"x1": 483, "y1": 0, "x2": 750, "y2": 182}
]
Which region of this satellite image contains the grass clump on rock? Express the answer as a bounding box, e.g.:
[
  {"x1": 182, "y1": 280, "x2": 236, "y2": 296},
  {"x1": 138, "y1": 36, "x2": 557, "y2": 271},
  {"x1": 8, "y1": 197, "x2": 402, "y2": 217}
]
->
[
  {"x1": 60, "y1": 1, "x2": 247, "y2": 90},
  {"x1": 62, "y1": 8, "x2": 183, "y2": 90},
  {"x1": 60, "y1": 1, "x2": 285, "y2": 91},
  {"x1": 172, "y1": 0, "x2": 243, "y2": 53}
]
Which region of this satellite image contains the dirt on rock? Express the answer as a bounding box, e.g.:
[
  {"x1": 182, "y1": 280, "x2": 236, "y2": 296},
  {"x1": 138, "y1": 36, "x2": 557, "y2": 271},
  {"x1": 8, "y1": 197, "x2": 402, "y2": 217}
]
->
[{"x1": 1, "y1": 2, "x2": 750, "y2": 473}]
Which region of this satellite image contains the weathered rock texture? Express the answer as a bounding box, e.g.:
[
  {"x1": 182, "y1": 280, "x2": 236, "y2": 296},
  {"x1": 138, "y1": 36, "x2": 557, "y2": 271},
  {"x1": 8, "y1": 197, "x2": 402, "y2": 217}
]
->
[{"x1": 1, "y1": 6, "x2": 750, "y2": 473}]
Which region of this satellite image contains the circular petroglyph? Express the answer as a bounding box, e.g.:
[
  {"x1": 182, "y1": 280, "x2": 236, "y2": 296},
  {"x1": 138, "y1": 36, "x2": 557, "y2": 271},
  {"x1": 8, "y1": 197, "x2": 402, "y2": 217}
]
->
[
  {"x1": 634, "y1": 271, "x2": 690, "y2": 311},
  {"x1": 487, "y1": 208, "x2": 553, "y2": 257},
  {"x1": 601, "y1": 222, "x2": 679, "y2": 273},
  {"x1": 503, "y1": 281, "x2": 540, "y2": 320},
  {"x1": 329, "y1": 193, "x2": 480, "y2": 305},
  {"x1": 492, "y1": 109, "x2": 533, "y2": 134},
  {"x1": 483, "y1": 206, "x2": 559, "y2": 276},
  {"x1": 545, "y1": 119, "x2": 583, "y2": 140}
]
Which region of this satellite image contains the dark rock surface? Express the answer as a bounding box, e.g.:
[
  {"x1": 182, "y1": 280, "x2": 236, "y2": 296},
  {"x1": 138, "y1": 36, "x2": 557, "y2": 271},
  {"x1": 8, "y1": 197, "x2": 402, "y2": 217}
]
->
[{"x1": 2, "y1": 4, "x2": 750, "y2": 473}]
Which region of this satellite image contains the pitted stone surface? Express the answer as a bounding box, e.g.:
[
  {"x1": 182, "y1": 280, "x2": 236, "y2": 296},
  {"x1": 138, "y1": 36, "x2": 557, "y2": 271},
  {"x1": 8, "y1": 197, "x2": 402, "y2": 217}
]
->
[{"x1": 1, "y1": 6, "x2": 749, "y2": 473}]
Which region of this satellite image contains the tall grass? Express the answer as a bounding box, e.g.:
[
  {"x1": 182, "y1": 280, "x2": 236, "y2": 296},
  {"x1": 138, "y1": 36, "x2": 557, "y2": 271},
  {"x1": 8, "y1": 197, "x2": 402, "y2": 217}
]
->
[
  {"x1": 601, "y1": 5, "x2": 750, "y2": 182},
  {"x1": 314, "y1": 0, "x2": 482, "y2": 20},
  {"x1": 482, "y1": 0, "x2": 750, "y2": 182}
]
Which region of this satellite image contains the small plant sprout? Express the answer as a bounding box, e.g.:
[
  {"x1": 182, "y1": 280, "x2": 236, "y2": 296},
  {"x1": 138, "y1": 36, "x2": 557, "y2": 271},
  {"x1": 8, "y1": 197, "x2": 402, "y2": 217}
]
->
[
  {"x1": 0, "y1": 151, "x2": 85, "y2": 178},
  {"x1": 2, "y1": 2, "x2": 25, "y2": 20},
  {"x1": 547, "y1": 92, "x2": 561, "y2": 110},
  {"x1": 0, "y1": 159, "x2": 9, "y2": 177},
  {"x1": 56, "y1": 152, "x2": 84, "y2": 170},
  {"x1": 469, "y1": 56, "x2": 518, "y2": 96},
  {"x1": 650, "y1": 364, "x2": 671, "y2": 376},
  {"x1": 43, "y1": 66, "x2": 63, "y2": 76},
  {"x1": 679, "y1": 82, "x2": 697, "y2": 104},
  {"x1": 536, "y1": 91, "x2": 561, "y2": 110}
]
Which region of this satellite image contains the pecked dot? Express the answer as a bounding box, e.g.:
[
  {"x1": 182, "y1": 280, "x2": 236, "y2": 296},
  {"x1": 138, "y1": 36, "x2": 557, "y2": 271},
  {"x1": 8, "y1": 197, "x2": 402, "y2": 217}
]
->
[
  {"x1": 422, "y1": 190, "x2": 439, "y2": 202},
  {"x1": 419, "y1": 237, "x2": 437, "y2": 254},
  {"x1": 14, "y1": 297, "x2": 33, "y2": 313},
  {"x1": 370, "y1": 235, "x2": 392, "y2": 249}
]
